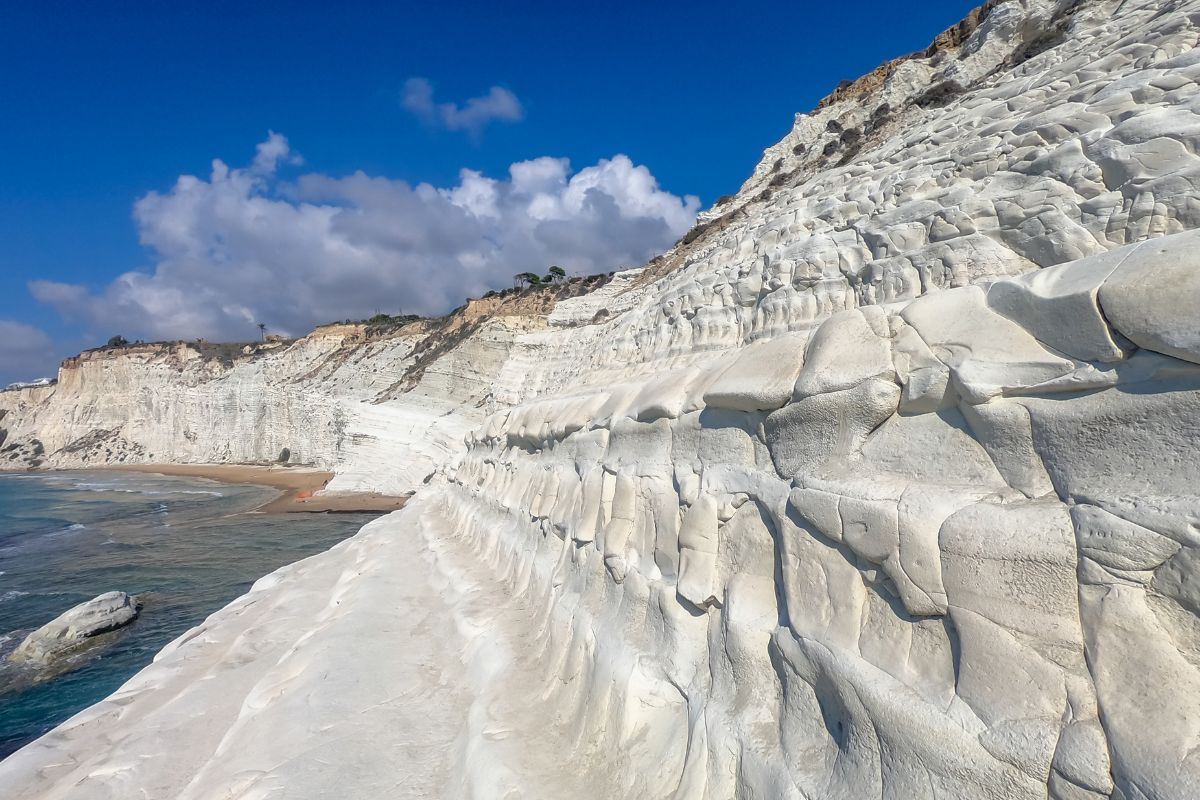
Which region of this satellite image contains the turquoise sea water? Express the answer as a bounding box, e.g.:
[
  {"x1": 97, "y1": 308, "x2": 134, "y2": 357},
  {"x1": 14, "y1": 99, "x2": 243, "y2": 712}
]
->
[{"x1": 0, "y1": 471, "x2": 375, "y2": 758}]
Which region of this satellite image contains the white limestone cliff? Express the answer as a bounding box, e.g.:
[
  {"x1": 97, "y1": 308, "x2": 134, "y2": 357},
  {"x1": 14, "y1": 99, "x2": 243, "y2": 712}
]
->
[{"x1": 3, "y1": 0, "x2": 1200, "y2": 797}]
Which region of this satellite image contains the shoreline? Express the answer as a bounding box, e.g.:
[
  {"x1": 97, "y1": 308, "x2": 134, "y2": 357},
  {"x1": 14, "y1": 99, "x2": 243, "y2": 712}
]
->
[{"x1": 101, "y1": 464, "x2": 409, "y2": 514}]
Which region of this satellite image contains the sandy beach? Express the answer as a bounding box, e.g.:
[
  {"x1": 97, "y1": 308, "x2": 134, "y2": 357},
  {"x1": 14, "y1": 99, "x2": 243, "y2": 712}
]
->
[{"x1": 108, "y1": 464, "x2": 409, "y2": 514}]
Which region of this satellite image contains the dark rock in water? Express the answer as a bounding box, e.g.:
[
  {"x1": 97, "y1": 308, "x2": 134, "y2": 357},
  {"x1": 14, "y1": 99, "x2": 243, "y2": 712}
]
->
[{"x1": 7, "y1": 592, "x2": 140, "y2": 668}]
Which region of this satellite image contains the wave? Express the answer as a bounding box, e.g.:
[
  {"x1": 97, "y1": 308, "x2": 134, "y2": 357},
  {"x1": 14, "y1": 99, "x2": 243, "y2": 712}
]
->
[
  {"x1": 42, "y1": 523, "x2": 87, "y2": 538},
  {"x1": 69, "y1": 482, "x2": 223, "y2": 498},
  {"x1": 0, "y1": 590, "x2": 29, "y2": 604}
]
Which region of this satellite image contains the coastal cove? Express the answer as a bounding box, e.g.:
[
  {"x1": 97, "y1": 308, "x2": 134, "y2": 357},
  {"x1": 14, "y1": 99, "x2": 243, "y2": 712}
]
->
[{"x1": 0, "y1": 470, "x2": 380, "y2": 757}]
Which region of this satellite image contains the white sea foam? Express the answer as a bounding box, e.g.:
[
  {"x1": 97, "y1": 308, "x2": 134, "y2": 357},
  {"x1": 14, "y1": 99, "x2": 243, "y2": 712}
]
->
[
  {"x1": 69, "y1": 481, "x2": 223, "y2": 498},
  {"x1": 44, "y1": 523, "x2": 87, "y2": 538}
]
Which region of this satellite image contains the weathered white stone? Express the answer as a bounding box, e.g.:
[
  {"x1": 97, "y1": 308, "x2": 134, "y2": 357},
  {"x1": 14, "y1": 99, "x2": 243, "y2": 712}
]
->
[
  {"x1": 987, "y1": 245, "x2": 1130, "y2": 362},
  {"x1": 1099, "y1": 230, "x2": 1200, "y2": 364},
  {"x1": 1072, "y1": 504, "x2": 1180, "y2": 574},
  {"x1": 941, "y1": 499, "x2": 1088, "y2": 779},
  {"x1": 677, "y1": 494, "x2": 720, "y2": 609},
  {"x1": 959, "y1": 399, "x2": 1056, "y2": 497},
  {"x1": 763, "y1": 378, "x2": 900, "y2": 478},
  {"x1": 793, "y1": 310, "x2": 893, "y2": 399},
  {"x1": 9, "y1": 592, "x2": 139, "y2": 667},
  {"x1": 901, "y1": 286, "x2": 1079, "y2": 404},
  {"x1": 891, "y1": 321, "x2": 954, "y2": 413},
  {"x1": 1079, "y1": 583, "x2": 1200, "y2": 800},
  {"x1": 702, "y1": 332, "x2": 808, "y2": 411}
]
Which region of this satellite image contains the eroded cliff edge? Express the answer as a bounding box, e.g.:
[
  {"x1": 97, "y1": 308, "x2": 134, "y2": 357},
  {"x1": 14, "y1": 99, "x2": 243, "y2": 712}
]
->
[{"x1": 3, "y1": 0, "x2": 1200, "y2": 797}]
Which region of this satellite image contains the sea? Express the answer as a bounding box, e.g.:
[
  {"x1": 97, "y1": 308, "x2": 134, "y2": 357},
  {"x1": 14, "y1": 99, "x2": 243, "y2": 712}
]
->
[{"x1": 0, "y1": 470, "x2": 376, "y2": 758}]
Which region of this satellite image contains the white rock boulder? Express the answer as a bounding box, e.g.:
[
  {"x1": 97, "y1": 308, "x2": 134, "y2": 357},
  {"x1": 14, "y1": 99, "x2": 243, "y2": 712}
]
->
[{"x1": 9, "y1": 591, "x2": 139, "y2": 668}]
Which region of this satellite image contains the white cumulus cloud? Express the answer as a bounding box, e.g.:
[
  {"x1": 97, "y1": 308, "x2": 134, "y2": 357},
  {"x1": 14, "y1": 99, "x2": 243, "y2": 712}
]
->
[
  {"x1": 0, "y1": 320, "x2": 55, "y2": 386},
  {"x1": 31, "y1": 133, "x2": 699, "y2": 343},
  {"x1": 402, "y1": 78, "x2": 524, "y2": 134}
]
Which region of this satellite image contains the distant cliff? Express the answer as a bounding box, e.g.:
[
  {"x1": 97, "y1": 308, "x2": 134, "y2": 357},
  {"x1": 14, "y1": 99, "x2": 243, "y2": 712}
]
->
[{"x1": 0, "y1": 274, "x2": 615, "y2": 495}]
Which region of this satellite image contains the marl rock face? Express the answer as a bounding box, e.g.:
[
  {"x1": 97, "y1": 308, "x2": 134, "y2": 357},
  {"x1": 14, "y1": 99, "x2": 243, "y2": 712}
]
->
[
  {"x1": 0, "y1": 304, "x2": 545, "y2": 496},
  {"x1": 3, "y1": 0, "x2": 1200, "y2": 798}
]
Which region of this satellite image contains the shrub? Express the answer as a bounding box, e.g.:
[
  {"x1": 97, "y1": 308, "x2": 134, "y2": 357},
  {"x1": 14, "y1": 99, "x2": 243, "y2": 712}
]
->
[
  {"x1": 513, "y1": 271, "x2": 543, "y2": 288},
  {"x1": 915, "y1": 80, "x2": 965, "y2": 109}
]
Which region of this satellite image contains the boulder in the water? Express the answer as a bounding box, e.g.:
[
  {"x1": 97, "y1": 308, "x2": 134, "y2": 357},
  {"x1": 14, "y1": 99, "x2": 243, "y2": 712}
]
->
[{"x1": 8, "y1": 591, "x2": 139, "y2": 668}]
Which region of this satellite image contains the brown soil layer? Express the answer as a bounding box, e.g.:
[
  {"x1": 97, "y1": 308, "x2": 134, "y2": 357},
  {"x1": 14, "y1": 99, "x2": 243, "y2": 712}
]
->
[{"x1": 106, "y1": 464, "x2": 408, "y2": 514}]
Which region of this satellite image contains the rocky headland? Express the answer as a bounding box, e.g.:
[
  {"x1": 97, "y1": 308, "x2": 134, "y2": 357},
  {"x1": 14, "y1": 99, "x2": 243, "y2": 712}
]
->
[{"x1": 2, "y1": 0, "x2": 1200, "y2": 797}]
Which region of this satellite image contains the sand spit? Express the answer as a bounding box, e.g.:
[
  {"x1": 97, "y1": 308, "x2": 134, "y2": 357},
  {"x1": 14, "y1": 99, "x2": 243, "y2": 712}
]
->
[{"x1": 107, "y1": 464, "x2": 408, "y2": 513}]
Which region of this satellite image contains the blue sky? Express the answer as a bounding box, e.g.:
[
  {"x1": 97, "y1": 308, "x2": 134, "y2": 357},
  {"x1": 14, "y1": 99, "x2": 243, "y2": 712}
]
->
[{"x1": 0, "y1": 0, "x2": 981, "y2": 383}]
